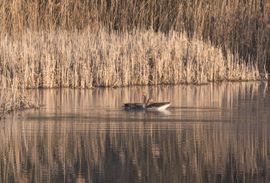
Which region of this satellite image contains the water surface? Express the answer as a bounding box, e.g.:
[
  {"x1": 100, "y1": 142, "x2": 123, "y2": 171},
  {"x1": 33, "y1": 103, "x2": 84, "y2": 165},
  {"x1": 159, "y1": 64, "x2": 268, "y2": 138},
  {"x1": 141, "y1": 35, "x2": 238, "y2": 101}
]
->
[{"x1": 1, "y1": 82, "x2": 270, "y2": 183}]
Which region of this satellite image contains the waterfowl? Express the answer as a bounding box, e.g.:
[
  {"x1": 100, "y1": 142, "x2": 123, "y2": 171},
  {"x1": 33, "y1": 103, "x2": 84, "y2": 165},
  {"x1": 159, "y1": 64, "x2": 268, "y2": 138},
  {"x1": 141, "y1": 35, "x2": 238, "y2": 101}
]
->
[{"x1": 123, "y1": 94, "x2": 171, "y2": 111}]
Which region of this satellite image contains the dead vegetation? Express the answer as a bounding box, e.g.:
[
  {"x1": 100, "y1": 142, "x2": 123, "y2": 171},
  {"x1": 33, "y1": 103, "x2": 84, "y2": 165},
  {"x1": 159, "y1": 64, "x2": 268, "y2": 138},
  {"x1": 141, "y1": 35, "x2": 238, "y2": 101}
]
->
[
  {"x1": 0, "y1": 0, "x2": 269, "y2": 69},
  {"x1": 0, "y1": 0, "x2": 269, "y2": 116},
  {"x1": 0, "y1": 30, "x2": 264, "y2": 89},
  {"x1": 0, "y1": 0, "x2": 269, "y2": 89}
]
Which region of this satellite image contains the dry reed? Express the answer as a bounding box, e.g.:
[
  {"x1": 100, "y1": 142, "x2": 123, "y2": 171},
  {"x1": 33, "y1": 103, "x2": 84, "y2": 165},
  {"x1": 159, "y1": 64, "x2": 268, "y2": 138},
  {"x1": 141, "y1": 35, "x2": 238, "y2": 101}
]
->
[
  {"x1": 0, "y1": 29, "x2": 263, "y2": 89},
  {"x1": 0, "y1": 0, "x2": 268, "y2": 90},
  {"x1": 0, "y1": 0, "x2": 269, "y2": 70}
]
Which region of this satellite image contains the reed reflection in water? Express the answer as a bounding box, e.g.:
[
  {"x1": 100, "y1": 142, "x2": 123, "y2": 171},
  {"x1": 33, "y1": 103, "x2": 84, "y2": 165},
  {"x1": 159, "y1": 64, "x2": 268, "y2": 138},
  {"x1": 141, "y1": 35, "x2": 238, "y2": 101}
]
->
[{"x1": 0, "y1": 82, "x2": 270, "y2": 183}]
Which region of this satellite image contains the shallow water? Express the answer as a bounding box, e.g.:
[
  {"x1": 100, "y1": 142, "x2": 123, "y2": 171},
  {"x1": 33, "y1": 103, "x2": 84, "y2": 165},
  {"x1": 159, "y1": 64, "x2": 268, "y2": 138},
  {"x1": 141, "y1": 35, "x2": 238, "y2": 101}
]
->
[{"x1": 1, "y1": 82, "x2": 270, "y2": 183}]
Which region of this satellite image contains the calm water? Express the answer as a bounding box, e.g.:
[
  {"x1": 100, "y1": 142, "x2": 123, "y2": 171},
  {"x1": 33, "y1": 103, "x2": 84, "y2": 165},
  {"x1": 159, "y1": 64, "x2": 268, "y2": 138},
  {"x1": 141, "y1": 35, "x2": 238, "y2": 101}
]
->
[{"x1": 1, "y1": 82, "x2": 270, "y2": 183}]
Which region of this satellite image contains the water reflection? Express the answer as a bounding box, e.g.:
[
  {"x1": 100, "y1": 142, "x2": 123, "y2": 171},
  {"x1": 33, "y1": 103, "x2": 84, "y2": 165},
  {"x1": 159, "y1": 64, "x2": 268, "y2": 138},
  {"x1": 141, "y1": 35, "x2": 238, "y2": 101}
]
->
[{"x1": 0, "y1": 82, "x2": 270, "y2": 183}]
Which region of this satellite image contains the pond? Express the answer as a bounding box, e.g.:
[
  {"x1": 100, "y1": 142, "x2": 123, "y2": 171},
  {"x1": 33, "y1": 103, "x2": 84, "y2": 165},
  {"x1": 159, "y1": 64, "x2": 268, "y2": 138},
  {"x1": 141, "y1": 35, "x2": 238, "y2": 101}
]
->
[{"x1": 1, "y1": 82, "x2": 270, "y2": 183}]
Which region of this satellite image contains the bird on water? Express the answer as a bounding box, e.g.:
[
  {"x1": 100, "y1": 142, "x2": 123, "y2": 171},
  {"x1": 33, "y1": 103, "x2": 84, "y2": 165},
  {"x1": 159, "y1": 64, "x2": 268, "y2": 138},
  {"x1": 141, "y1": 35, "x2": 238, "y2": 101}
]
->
[{"x1": 123, "y1": 94, "x2": 171, "y2": 111}]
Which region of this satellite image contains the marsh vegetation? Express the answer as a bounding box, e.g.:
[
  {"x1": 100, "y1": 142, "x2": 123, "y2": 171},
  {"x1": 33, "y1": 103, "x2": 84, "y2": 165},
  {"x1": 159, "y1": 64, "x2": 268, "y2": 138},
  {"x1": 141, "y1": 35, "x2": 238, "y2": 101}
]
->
[{"x1": 0, "y1": 1, "x2": 269, "y2": 112}]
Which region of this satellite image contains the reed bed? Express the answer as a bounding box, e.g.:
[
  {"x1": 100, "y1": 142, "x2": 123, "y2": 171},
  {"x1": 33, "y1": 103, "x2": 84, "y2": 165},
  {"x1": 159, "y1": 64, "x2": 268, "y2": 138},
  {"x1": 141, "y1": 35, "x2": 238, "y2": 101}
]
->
[
  {"x1": 0, "y1": 0, "x2": 269, "y2": 69},
  {"x1": 0, "y1": 29, "x2": 262, "y2": 89}
]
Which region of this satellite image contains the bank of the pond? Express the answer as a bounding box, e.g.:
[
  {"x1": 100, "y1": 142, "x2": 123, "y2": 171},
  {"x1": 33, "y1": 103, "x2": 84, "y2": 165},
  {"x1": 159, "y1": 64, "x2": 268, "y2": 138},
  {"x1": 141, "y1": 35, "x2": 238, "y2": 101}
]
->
[{"x1": 0, "y1": 30, "x2": 268, "y2": 118}]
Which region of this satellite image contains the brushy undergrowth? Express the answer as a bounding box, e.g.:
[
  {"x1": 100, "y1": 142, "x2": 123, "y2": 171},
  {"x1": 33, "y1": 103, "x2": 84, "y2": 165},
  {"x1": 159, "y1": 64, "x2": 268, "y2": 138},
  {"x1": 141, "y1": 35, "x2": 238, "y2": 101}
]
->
[{"x1": 0, "y1": 29, "x2": 264, "y2": 89}]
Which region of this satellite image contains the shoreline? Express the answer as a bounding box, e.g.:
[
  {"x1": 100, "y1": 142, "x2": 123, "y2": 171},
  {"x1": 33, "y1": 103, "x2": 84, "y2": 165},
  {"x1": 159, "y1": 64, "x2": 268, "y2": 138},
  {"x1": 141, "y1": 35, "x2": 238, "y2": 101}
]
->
[
  {"x1": 0, "y1": 80, "x2": 268, "y2": 120},
  {"x1": 0, "y1": 29, "x2": 268, "y2": 119}
]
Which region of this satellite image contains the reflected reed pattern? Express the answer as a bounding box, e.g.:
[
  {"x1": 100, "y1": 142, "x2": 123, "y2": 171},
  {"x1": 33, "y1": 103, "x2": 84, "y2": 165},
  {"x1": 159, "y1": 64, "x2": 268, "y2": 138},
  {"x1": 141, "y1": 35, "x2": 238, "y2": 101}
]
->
[{"x1": 0, "y1": 82, "x2": 270, "y2": 183}]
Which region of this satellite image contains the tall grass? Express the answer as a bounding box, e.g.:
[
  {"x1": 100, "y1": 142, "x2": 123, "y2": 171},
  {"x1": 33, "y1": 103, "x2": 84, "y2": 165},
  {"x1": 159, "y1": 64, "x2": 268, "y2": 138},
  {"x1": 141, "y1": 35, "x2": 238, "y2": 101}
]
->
[
  {"x1": 0, "y1": 29, "x2": 262, "y2": 89},
  {"x1": 0, "y1": 0, "x2": 269, "y2": 70},
  {"x1": 0, "y1": 0, "x2": 268, "y2": 89}
]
